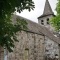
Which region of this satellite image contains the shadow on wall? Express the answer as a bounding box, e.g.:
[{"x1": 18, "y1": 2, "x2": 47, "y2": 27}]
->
[{"x1": 45, "y1": 56, "x2": 58, "y2": 60}]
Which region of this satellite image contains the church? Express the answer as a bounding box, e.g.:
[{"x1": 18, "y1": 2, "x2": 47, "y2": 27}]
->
[{"x1": 0, "y1": 0, "x2": 60, "y2": 60}]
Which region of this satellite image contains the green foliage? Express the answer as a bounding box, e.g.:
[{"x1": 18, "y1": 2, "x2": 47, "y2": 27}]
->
[
  {"x1": 0, "y1": 17, "x2": 28, "y2": 52},
  {"x1": 0, "y1": 0, "x2": 34, "y2": 52},
  {"x1": 50, "y1": 0, "x2": 60, "y2": 31}
]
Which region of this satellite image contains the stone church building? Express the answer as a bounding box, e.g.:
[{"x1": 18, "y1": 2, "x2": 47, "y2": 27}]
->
[{"x1": 0, "y1": 0, "x2": 60, "y2": 60}]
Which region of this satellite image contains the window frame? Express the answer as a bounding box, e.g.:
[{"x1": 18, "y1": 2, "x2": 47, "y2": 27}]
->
[
  {"x1": 47, "y1": 18, "x2": 49, "y2": 25},
  {"x1": 41, "y1": 20, "x2": 44, "y2": 25}
]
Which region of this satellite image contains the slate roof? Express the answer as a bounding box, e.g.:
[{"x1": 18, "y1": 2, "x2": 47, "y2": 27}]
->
[
  {"x1": 38, "y1": 0, "x2": 55, "y2": 19},
  {"x1": 43, "y1": 0, "x2": 54, "y2": 15},
  {"x1": 38, "y1": 14, "x2": 55, "y2": 19},
  {"x1": 12, "y1": 15, "x2": 60, "y2": 44}
]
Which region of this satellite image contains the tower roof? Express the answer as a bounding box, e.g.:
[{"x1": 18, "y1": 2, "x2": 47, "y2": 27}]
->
[
  {"x1": 38, "y1": 0, "x2": 54, "y2": 19},
  {"x1": 43, "y1": 0, "x2": 54, "y2": 15}
]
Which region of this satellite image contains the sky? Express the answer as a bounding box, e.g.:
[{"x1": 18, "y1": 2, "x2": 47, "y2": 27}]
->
[{"x1": 16, "y1": 0, "x2": 57, "y2": 23}]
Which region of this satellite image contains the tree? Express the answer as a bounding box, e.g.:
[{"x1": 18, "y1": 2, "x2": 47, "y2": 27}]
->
[
  {"x1": 0, "y1": 0, "x2": 35, "y2": 52},
  {"x1": 50, "y1": 0, "x2": 60, "y2": 32}
]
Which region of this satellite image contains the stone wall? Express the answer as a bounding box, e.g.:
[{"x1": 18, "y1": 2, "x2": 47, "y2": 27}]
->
[
  {"x1": 45, "y1": 36, "x2": 59, "y2": 59},
  {"x1": 7, "y1": 31, "x2": 45, "y2": 60}
]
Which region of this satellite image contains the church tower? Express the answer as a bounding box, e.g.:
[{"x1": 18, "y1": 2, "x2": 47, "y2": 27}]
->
[
  {"x1": 38, "y1": 0, "x2": 55, "y2": 31},
  {"x1": 38, "y1": 0, "x2": 59, "y2": 59}
]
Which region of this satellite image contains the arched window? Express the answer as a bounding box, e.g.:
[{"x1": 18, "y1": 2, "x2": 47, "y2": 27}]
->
[
  {"x1": 47, "y1": 18, "x2": 49, "y2": 24},
  {"x1": 24, "y1": 48, "x2": 29, "y2": 60},
  {"x1": 41, "y1": 20, "x2": 44, "y2": 25},
  {"x1": 4, "y1": 48, "x2": 7, "y2": 60}
]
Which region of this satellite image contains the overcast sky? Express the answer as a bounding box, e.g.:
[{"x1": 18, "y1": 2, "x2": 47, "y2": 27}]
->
[{"x1": 16, "y1": 0, "x2": 57, "y2": 23}]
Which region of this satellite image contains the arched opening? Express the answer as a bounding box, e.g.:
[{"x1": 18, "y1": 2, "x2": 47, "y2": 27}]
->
[
  {"x1": 47, "y1": 18, "x2": 49, "y2": 24},
  {"x1": 41, "y1": 20, "x2": 44, "y2": 25}
]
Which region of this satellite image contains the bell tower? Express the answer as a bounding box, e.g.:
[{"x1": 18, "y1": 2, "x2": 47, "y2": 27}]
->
[
  {"x1": 38, "y1": 0, "x2": 59, "y2": 59},
  {"x1": 38, "y1": 0, "x2": 55, "y2": 31}
]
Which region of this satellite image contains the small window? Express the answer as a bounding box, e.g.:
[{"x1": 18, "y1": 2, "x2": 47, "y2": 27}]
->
[
  {"x1": 41, "y1": 20, "x2": 44, "y2": 25},
  {"x1": 45, "y1": 49, "x2": 49, "y2": 52},
  {"x1": 4, "y1": 48, "x2": 7, "y2": 60},
  {"x1": 47, "y1": 18, "x2": 49, "y2": 24},
  {"x1": 24, "y1": 49, "x2": 29, "y2": 60}
]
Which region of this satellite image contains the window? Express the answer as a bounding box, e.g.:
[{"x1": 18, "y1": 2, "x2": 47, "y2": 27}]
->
[
  {"x1": 24, "y1": 49, "x2": 29, "y2": 60},
  {"x1": 4, "y1": 48, "x2": 7, "y2": 60},
  {"x1": 41, "y1": 20, "x2": 44, "y2": 25},
  {"x1": 45, "y1": 49, "x2": 49, "y2": 52},
  {"x1": 47, "y1": 18, "x2": 49, "y2": 24}
]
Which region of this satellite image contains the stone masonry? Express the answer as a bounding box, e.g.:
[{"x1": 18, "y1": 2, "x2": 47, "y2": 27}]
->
[{"x1": 7, "y1": 31, "x2": 45, "y2": 60}]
